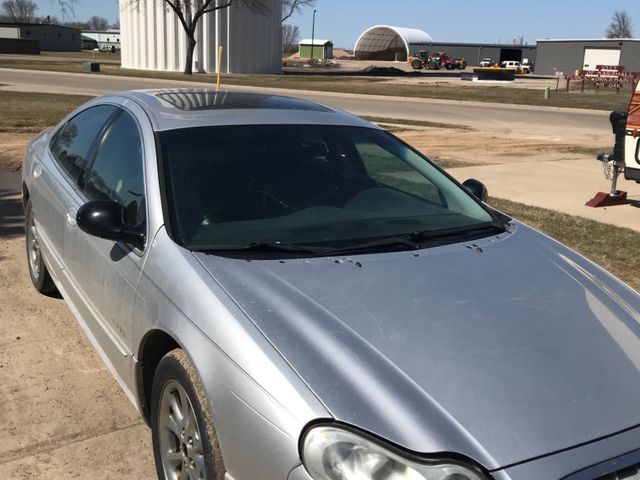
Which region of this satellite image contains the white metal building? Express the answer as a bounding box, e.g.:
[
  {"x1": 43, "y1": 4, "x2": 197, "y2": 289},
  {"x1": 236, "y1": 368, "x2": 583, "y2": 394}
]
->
[
  {"x1": 82, "y1": 30, "x2": 121, "y2": 51},
  {"x1": 119, "y1": 0, "x2": 282, "y2": 74},
  {"x1": 354, "y1": 25, "x2": 433, "y2": 61}
]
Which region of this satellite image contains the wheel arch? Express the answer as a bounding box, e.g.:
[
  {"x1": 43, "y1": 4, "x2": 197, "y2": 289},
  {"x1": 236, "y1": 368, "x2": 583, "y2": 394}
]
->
[
  {"x1": 22, "y1": 182, "x2": 30, "y2": 210},
  {"x1": 136, "y1": 329, "x2": 180, "y2": 424}
]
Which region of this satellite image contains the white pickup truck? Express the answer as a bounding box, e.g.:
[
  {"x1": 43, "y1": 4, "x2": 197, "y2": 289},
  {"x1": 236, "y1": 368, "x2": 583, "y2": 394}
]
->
[{"x1": 501, "y1": 60, "x2": 531, "y2": 74}]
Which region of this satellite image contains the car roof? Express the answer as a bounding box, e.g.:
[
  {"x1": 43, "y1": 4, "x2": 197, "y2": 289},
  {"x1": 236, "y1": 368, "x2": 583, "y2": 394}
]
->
[{"x1": 104, "y1": 89, "x2": 380, "y2": 132}]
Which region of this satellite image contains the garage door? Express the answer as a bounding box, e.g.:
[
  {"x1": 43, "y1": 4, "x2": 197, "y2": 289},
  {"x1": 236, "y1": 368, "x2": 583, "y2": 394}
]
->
[{"x1": 583, "y1": 48, "x2": 621, "y2": 69}]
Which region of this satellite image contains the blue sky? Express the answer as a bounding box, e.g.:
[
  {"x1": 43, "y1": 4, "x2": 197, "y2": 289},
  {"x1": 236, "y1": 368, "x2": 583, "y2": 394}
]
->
[{"x1": 33, "y1": 0, "x2": 640, "y2": 48}]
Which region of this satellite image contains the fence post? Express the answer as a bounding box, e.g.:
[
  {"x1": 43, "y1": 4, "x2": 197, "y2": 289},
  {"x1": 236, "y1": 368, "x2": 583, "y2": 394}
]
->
[{"x1": 216, "y1": 46, "x2": 223, "y2": 90}]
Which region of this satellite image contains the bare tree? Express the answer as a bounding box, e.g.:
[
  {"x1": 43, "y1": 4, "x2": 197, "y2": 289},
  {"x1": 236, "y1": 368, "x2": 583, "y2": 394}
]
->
[
  {"x1": 282, "y1": 23, "x2": 299, "y2": 54},
  {"x1": 36, "y1": 14, "x2": 61, "y2": 24},
  {"x1": 88, "y1": 15, "x2": 109, "y2": 30},
  {"x1": 52, "y1": 0, "x2": 77, "y2": 19},
  {"x1": 1, "y1": 0, "x2": 37, "y2": 22},
  {"x1": 606, "y1": 11, "x2": 633, "y2": 38},
  {"x1": 111, "y1": 18, "x2": 120, "y2": 29},
  {"x1": 127, "y1": 0, "x2": 269, "y2": 75},
  {"x1": 64, "y1": 20, "x2": 89, "y2": 29},
  {"x1": 281, "y1": 0, "x2": 314, "y2": 23}
]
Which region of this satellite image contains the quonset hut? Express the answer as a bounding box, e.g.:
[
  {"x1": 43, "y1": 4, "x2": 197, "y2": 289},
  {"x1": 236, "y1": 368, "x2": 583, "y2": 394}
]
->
[{"x1": 354, "y1": 25, "x2": 433, "y2": 61}]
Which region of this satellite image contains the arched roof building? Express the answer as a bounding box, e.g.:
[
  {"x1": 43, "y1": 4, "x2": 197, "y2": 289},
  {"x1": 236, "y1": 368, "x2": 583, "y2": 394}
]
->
[{"x1": 354, "y1": 25, "x2": 433, "y2": 61}]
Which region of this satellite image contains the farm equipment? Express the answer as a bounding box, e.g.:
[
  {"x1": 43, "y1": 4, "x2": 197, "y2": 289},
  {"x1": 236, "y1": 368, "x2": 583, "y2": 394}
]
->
[
  {"x1": 408, "y1": 51, "x2": 467, "y2": 70},
  {"x1": 587, "y1": 111, "x2": 630, "y2": 207},
  {"x1": 432, "y1": 52, "x2": 467, "y2": 70},
  {"x1": 408, "y1": 51, "x2": 438, "y2": 70}
]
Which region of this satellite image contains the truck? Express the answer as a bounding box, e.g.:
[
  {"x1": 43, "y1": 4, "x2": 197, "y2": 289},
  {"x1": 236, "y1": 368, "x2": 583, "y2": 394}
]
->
[{"x1": 501, "y1": 60, "x2": 530, "y2": 74}]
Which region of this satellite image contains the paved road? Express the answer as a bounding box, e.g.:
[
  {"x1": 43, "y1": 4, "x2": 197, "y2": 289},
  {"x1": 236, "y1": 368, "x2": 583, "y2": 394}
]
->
[{"x1": 0, "y1": 68, "x2": 611, "y2": 141}]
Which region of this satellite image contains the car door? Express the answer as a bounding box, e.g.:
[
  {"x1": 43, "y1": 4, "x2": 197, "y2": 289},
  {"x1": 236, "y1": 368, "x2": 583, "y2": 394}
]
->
[
  {"x1": 62, "y1": 107, "x2": 148, "y2": 388},
  {"x1": 29, "y1": 105, "x2": 118, "y2": 277}
]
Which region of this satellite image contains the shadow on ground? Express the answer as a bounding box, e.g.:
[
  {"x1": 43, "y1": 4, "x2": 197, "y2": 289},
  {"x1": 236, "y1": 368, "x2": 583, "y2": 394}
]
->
[{"x1": 0, "y1": 190, "x2": 24, "y2": 239}]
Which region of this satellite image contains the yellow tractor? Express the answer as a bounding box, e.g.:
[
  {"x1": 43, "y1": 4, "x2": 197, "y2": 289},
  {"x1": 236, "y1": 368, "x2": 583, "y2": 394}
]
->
[{"x1": 407, "y1": 51, "x2": 439, "y2": 70}]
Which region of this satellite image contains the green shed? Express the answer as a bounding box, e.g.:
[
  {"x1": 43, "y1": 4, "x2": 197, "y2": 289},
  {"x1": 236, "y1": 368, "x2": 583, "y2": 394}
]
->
[{"x1": 299, "y1": 39, "x2": 333, "y2": 60}]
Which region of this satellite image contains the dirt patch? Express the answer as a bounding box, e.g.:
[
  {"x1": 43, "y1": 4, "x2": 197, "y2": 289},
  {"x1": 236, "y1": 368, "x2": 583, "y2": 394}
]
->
[
  {"x1": 0, "y1": 133, "x2": 35, "y2": 171},
  {"x1": 394, "y1": 127, "x2": 605, "y2": 169},
  {"x1": 0, "y1": 200, "x2": 156, "y2": 478}
]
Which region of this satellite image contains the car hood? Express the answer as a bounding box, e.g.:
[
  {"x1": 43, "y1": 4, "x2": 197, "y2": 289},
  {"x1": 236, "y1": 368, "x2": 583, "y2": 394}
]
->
[{"x1": 193, "y1": 224, "x2": 640, "y2": 470}]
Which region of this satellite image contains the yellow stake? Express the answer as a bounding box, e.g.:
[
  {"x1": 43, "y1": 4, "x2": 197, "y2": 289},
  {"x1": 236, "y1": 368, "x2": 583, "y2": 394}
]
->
[{"x1": 217, "y1": 46, "x2": 223, "y2": 89}]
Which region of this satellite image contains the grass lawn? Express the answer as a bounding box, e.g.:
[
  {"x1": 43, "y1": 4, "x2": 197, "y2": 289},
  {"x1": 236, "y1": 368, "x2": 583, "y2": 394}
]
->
[
  {"x1": 0, "y1": 91, "x2": 92, "y2": 132},
  {"x1": 0, "y1": 59, "x2": 632, "y2": 111}
]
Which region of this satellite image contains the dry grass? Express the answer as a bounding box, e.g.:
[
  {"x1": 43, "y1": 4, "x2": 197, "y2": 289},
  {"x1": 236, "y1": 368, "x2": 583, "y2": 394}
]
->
[
  {"x1": 0, "y1": 91, "x2": 92, "y2": 132},
  {"x1": 362, "y1": 116, "x2": 474, "y2": 131}
]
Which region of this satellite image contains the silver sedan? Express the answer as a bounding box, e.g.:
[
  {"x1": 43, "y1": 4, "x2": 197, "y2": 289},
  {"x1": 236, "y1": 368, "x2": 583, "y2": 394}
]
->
[{"x1": 22, "y1": 89, "x2": 640, "y2": 480}]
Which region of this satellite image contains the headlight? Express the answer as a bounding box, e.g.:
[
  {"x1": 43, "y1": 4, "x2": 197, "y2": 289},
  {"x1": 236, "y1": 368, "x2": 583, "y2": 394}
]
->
[{"x1": 302, "y1": 425, "x2": 488, "y2": 480}]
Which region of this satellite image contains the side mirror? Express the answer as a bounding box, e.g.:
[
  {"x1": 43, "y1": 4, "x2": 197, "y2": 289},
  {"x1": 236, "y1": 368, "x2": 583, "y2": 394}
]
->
[
  {"x1": 463, "y1": 178, "x2": 488, "y2": 202},
  {"x1": 76, "y1": 200, "x2": 145, "y2": 250}
]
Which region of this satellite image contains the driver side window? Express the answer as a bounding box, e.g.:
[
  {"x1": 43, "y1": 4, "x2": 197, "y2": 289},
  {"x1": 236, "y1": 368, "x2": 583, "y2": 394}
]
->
[{"x1": 83, "y1": 110, "x2": 145, "y2": 228}]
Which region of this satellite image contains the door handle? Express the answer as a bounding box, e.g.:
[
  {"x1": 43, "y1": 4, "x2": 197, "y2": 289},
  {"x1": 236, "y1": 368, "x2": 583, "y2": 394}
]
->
[
  {"x1": 32, "y1": 162, "x2": 42, "y2": 179},
  {"x1": 66, "y1": 208, "x2": 77, "y2": 227}
]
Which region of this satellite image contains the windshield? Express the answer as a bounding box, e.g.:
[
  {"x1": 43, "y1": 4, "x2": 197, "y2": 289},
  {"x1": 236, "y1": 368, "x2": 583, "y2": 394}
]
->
[{"x1": 159, "y1": 125, "x2": 495, "y2": 252}]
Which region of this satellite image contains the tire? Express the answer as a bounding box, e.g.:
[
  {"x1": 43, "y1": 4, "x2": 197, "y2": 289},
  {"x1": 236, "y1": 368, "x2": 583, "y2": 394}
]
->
[
  {"x1": 25, "y1": 198, "x2": 57, "y2": 294},
  {"x1": 411, "y1": 59, "x2": 423, "y2": 70},
  {"x1": 151, "y1": 349, "x2": 225, "y2": 480}
]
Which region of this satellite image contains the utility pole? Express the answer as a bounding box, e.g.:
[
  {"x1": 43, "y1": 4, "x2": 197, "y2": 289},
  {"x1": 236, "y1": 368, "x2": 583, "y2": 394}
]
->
[{"x1": 310, "y1": 9, "x2": 316, "y2": 60}]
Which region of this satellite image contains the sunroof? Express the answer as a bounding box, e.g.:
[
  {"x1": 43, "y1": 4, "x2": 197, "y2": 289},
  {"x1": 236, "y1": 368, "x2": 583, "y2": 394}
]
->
[{"x1": 155, "y1": 90, "x2": 332, "y2": 113}]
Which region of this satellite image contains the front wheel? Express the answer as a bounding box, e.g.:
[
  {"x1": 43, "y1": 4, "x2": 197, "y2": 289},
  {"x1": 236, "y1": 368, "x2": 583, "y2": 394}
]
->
[
  {"x1": 151, "y1": 349, "x2": 226, "y2": 480},
  {"x1": 25, "y1": 198, "x2": 57, "y2": 294},
  {"x1": 411, "y1": 59, "x2": 423, "y2": 70}
]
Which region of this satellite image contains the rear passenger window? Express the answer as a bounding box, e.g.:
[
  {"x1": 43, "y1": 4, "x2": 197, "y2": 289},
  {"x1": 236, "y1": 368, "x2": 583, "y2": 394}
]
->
[
  {"x1": 51, "y1": 105, "x2": 116, "y2": 185},
  {"x1": 83, "y1": 111, "x2": 145, "y2": 228}
]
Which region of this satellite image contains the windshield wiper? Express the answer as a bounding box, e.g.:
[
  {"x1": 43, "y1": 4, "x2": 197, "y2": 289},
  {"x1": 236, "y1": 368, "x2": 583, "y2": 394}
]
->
[
  {"x1": 328, "y1": 222, "x2": 505, "y2": 256},
  {"x1": 199, "y1": 241, "x2": 333, "y2": 255},
  {"x1": 404, "y1": 222, "x2": 506, "y2": 242}
]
